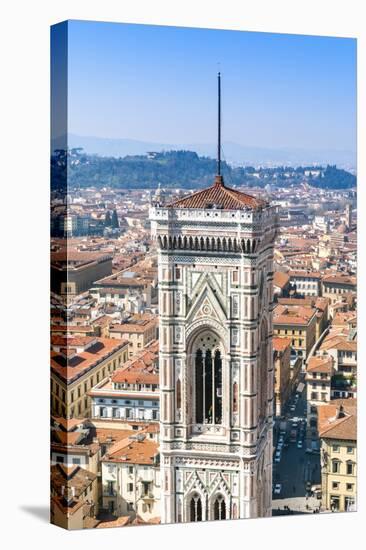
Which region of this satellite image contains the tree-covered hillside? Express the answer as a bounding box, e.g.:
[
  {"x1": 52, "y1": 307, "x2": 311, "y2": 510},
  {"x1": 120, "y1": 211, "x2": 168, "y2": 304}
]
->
[
  {"x1": 51, "y1": 149, "x2": 356, "y2": 191},
  {"x1": 309, "y1": 165, "x2": 356, "y2": 189}
]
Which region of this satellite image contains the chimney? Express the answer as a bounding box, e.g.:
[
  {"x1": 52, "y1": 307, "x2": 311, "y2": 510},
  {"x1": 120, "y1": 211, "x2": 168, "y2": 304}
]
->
[{"x1": 337, "y1": 404, "x2": 346, "y2": 419}]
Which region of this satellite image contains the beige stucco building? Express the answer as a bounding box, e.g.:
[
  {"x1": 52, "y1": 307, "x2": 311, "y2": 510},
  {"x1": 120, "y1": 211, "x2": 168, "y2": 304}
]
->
[
  {"x1": 101, "y1": 425, "x2": 160, "y2": 521},
  {"x1": 273, "y1": 303, "x2": 317, "y2": 362},
  {"x1": 51, "y1": 336, "x2": 129, "y2": 418},
  {"x1": 109, "y1": 313, "x2": 158, "y2": 357},
  {"x1": 318, "y1": 399, "x2": 357, "y2": 512}
]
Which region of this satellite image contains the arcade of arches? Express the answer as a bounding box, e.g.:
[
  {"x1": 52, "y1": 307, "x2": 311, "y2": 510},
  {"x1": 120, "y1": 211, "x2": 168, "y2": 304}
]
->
[{"x1": 189, "y1": 493, "x2": 227, "y2": 522}]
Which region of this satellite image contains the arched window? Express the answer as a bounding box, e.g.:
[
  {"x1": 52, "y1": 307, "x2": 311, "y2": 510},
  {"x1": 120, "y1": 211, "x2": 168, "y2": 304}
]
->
[
  {"x1": 176, "y1": 379, "x2": 181, "y2": 409},
  {"x1": 194, "y1": 345, "x2": 222, "y2": 425},
  {"x1": 190, "y1": 494, "x2": 202, "y2": 522},
  {"x1": 213, "y1": 495, "x2": 226, "y2": 520},
  {"x1": 205, "y1": 349, "x2": 213, "y2": 422},
  {"x1": 195, "y1": 349, "x2": 203, "y2": 423},
  {"x1": 214, "y1": 350, "x2": 222, "y2": 424},
  {"x1": 233, "y1": 381, "x2": 238, "y2": 413}
]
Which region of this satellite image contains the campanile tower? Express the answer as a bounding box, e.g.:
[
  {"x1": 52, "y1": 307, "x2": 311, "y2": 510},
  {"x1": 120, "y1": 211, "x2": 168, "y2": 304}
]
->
[{"x1": 150, "y1": 74, "x2": 278, "y2": 523}]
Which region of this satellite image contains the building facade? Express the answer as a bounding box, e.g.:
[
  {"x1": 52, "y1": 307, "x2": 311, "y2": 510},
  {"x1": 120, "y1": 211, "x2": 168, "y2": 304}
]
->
[
  {"x1": 150, "y1": 174, "x2": 278, "y2": 523},
  {"x1": 102, "y1": 428, "x2": 160, "y2": 521},
  {"x1": 273, "y1": 337, "x2": 292, "y2": 417},
  {"x1": 318, "y1": 399, "x2": 357, "y2": 512},
  {"x1": 51, "y1": 336, "x2": 129, "y2": 418},
  {"x1": 109, "y1": 314, "x2": 158, "y2": 357},
  {"x1": 273, "y1": 303, "x2": 317, "y2": 362}
]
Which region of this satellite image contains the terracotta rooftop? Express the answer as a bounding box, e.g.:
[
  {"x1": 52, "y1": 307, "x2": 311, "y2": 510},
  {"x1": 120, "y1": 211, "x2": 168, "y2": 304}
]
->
[
  {"x1": 110, "y1": 316, "x2": 157, "y2": 334},
  {"x1": 273, "y1": 337, "x2": 291, "y2": 353},
  {"x1": 320, "y1": 333, "x2": 357, "y2": 352},
  {"x1": 51, "y1": 337, "x2": 128, "y2": 384},
  {"x1": 318, "y1": 398, "x2": 357, "y2": 441},
  {"x1": 273, "y1": 271, "x2": 290, "y2": 289},
  {"x1": 51, "y1": 464, "x2": 97, "y2": 497},
  {"x1": 103, "y1": 431, "x2": 159, "y2": 465},
  {"x1": 323, "y1": 274, "x2": 356, "y2": 286},
  {"x1": 166, "y1": 175, "x2": 266, "y2": 210},
  {"x1": 288, "y1": 270, "x2": 322, "y2": 279},
  {"x1": 307, "y1": 356, "x2": 334, "y2": 374},
  {"x1": 274, "y1": 304, "x2": 316, "y2": 326}
]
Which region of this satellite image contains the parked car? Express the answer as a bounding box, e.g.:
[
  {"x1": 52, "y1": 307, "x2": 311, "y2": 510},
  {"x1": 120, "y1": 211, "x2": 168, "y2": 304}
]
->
[{"x1": 274, "y1": 451, "x2": 281, "y2": 463}]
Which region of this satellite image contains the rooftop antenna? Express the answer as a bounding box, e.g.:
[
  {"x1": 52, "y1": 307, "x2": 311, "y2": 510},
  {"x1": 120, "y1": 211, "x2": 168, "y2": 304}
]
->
[{"x1": 216, "y1": 71, "x2": 223, "y2": 186}]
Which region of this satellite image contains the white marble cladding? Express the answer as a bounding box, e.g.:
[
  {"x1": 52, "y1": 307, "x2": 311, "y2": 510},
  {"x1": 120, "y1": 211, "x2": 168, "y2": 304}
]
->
[
  {"x1": 151, "y1": 198, "x2": 276, "y2": 523},
  {"x1": 150, "y1": 206, "x2": 276, "y2": 234},
  {"x1": 150, "y1": 205, "x2": 275, "y2": 225}
]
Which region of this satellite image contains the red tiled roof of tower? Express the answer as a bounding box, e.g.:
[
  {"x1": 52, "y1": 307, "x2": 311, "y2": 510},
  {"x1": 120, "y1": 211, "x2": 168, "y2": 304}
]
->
[{"x1": 166, "y1": 176, "x2": 267, "y2": 210}]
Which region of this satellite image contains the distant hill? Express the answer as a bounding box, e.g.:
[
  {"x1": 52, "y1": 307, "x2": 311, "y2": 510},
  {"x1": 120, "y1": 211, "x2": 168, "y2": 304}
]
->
[
  {"x1": 51, "y1": 149, "x2": 356, "y2": 192},
  {"x1": 309, "y1": 165, "x2": 357, "y2": 190},
  {"x1": 53, "y1": 133, "x2": 356, "y2": 169}
]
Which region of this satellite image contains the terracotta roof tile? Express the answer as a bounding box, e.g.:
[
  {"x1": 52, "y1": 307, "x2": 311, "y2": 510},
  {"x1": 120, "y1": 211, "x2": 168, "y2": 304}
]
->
[
  {"x1": 273, "y1": 337, "x2": 291, "y2": 352},
  {"x1": 167, "y1": 176, "x2": 266, "y2": 210},
  {"x1": 318, "y1": 399, "x2": 357, "y2": 440},
  {"x1": 103, "y1": 432, "x2": 159, "y2": 465},
  {"x1": 307, "y1": 356, "x2": 334, "y2": 373},
  {"x1": 273, "y1": 272, "x2": 290, "y2": 289}
]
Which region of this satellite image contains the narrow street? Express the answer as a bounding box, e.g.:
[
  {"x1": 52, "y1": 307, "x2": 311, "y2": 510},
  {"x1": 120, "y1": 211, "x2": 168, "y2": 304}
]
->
[{"x1": 272, "y1": 376, "x2": 321, "y2": 514}]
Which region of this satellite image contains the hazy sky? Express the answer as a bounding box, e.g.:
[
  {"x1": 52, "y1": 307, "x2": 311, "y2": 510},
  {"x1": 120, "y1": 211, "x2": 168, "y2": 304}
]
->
[{"x1": 66, "y1": 20, "x2": 356, "y2": 152}]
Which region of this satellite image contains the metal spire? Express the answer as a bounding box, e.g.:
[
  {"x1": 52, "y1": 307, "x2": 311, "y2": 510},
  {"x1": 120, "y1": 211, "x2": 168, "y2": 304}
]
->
[
  {"x1": 217, "y1": 71, "x2": 221, "y2": 177},
  {"x1": 214, "y1": 71, "x2": 224, "y2": 187}
]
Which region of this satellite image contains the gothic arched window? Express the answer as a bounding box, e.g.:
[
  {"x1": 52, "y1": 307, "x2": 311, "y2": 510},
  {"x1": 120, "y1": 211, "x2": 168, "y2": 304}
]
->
[
  {"x1": 214, "y1": 350, "x2": 222, "y2": 424},
  {"x1": 233, "y1": 381, "x2": 238, "y2": 413},
  {"x1": 194, "y1": 345, "x2": 222, "y2": 425},
  {"x1": 176, "y1": 379, "x2": 181, "y2": 409},
  {"x1": 190, "y1": 494, "x2": 202, "y2": 522},
  {"x1": 213, "y1": 495, "x2": 226, "y2": 520},
  {"x1": 195, "y1": 349, "x2": 204, "y2": 424}
]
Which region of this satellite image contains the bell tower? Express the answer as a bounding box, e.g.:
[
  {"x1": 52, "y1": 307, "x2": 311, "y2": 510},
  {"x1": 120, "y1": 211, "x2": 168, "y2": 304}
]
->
[{"x1": 150, "y1": 74, "x2": 278, "y2": 523}]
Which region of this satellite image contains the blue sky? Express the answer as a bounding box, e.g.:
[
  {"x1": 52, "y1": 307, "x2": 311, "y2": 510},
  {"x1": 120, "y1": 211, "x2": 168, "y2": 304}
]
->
[{"x1": 66, "y1": 20, "x2": 356, "y2": 153}]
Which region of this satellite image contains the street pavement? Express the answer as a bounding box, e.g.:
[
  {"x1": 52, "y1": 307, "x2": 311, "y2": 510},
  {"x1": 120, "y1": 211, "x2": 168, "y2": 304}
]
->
[{"x1": 272, "y1": 375, "x2": 321, "y2": 514}]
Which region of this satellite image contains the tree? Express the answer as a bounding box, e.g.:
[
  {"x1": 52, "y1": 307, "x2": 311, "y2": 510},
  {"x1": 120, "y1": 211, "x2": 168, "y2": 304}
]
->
[
  {"x1": 111, "y1": 209, "x2": 119, "y2": 228},
  {"x1": 104, "y1": 211, "x2": 112, "y2": 227}
]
